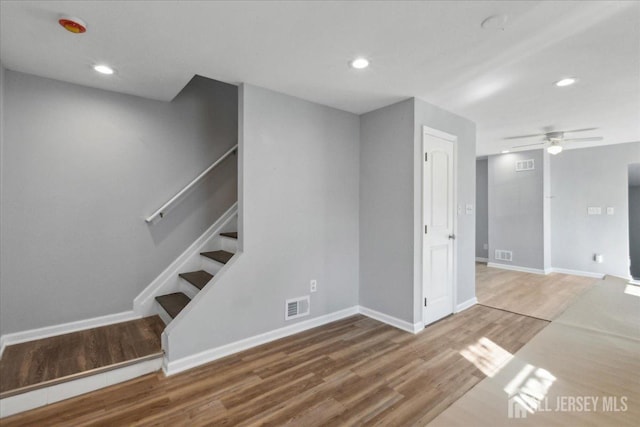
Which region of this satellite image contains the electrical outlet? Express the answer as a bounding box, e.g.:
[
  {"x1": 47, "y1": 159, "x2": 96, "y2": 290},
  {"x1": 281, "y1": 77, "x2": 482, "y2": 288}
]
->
[{"x1": 310, "y1": 280, "x2": 317, "y2": 293}]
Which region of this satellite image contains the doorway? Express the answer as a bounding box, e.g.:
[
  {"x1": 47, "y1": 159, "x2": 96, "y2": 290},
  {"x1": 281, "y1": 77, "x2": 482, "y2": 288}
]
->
[
  {"x1": 629, "y1": 164, "x2": 640, "y2": 282},
  {"x1": 422, "y1": 126, "x2": 457, "y2": 326}
]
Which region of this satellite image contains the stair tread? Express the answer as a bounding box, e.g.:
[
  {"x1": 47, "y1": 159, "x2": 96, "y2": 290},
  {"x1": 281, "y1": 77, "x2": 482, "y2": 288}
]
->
[
  {"x1": 220, "y1": 232, "x2": 238, "y2": 239},
  {"x1": 178, "y1": 270, "x2": 213, "y2": 290},
  {"x1": 155, "y1": 293, "x2": 191, "y2": 318},
  {"x1": 201, "y1": 250, "x2": 234, "y2": 264}
]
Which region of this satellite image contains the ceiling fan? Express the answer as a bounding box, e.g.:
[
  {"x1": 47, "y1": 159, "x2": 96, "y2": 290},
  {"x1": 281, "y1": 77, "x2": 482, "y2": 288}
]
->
[{"x1": 504, "y1": 128, "x2": 603, "y2": 155}]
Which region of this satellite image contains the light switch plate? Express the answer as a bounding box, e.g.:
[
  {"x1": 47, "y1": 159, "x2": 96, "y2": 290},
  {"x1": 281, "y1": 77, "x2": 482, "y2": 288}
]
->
[
  {"x1": 606, "y1": 207, "x2": 614, "y2": 215},
  {"x1": 465, "y1": 204, "x2": 473, "y2": 215},
  {"x1": 587, "y1": 207, "x2": 602, "y2": 215}
]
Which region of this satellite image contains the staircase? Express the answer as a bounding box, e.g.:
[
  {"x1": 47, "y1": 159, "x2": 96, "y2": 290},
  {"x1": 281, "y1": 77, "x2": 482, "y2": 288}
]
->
[{"x1": 154, "y1": 231, "x2": 237, "y2": 324}]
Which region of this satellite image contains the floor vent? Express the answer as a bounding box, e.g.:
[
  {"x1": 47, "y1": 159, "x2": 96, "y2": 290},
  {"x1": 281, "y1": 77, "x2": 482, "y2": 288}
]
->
[
  {"x1": 495, "y1": 250, "x2": 513, "y2": 262},
  {"x1": 515, "y1": 159, "x2": 535, "y2": 171},
  {"x1": 285, "y1": 296, "x2": 310, "y2": 320}
]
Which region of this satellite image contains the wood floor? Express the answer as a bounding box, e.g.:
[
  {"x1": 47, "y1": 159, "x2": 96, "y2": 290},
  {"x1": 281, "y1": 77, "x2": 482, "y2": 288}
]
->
[
  {"x1": 0, "y1": 316, "x2": 164, "y2": 398},
  {"x1": 430, "y1": 275, "x2": 640, "y2": 426},
  {"x1": 475, "y1": 263, "x2": 597, "y2": 320},
  {"x1": 1, "y1": 306, "x2": 548, "y2": 426}
]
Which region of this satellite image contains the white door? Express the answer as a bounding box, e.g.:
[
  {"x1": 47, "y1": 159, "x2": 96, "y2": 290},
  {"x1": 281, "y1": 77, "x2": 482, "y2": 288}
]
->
[{"x1": 423, "y1": 127, "x2": 456, "y2": 326}]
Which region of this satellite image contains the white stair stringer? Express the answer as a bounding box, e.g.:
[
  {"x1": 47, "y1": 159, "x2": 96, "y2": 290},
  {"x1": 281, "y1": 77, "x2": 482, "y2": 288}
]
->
[{"x1": 134, "y1": 203, "x2": 238, "y2": 318}]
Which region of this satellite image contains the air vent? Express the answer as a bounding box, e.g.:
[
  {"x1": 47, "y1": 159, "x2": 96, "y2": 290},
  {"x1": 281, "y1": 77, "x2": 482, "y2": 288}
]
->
[
  {"x1": 515, "y1": 159, "x2": 535, "y2": 172},
  {"x1": 285, "y1": 296, "x2": 310, "y2": 320},
  {"x1": 495, "y1": 250, "x2": 513, "y2": 262}
]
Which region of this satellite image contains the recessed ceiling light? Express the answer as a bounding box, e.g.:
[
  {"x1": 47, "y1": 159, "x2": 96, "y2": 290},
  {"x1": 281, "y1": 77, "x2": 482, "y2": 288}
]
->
[
  {"x1": 555, "y1": 78, "x2": 576, "y2": 87},
  {"x1": 350, "y1": 58, "x2": 370, "y2": 69},
  {"x1": 93, "y1": 64, "x2": 115, "y2": 75},
  {"x1": 501, "y1": 150, "x2": 510, "y2": 154}
]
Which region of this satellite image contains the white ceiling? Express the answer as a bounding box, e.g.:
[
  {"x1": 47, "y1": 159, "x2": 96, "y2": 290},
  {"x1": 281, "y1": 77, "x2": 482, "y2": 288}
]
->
[{"x1": 1, "y1": 1, "x2": 638, "y2": 156}]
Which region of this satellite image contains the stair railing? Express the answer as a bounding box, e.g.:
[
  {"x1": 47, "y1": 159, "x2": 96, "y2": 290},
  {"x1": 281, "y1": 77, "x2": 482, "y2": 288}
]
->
[{"x1": 145, "y1": 144, "x2": 238, "y2": 224}]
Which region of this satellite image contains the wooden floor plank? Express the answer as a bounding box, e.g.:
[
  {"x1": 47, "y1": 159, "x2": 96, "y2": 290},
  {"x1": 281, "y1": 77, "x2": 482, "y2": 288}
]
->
[
  {"x1": 2, "y1": 266, "x2": 622, "y2": 424},
  {"x1": 1, "y1": 306, "x2": 548, "y2": 425},
  {"x1": 0, "y1": 316, "x2": 164, "y2": 397},
  {"x1": 475, "y1": 262, "x2": 597, "y2": 320}
]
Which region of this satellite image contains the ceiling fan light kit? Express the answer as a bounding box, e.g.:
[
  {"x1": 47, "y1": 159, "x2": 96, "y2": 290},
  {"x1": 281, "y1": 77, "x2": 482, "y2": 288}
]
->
[{"x1": 547, "y1": 144, "x2": 563, "y2": 155}]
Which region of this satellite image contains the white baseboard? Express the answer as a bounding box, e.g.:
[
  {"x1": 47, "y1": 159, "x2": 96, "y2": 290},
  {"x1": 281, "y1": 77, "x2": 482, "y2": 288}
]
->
[
  {"x1": 134, "y1": 202, "x2": 238, "y2": 316},
  {"x1": 0, "y1": 311, "x2": 140, "y2": 359},
  {"x1": 0, "y1": 357, "x2": 161, "y2": 418},
  {"x1": 358, "y1": 306, "x2": 423, "y2": 334},
  {"x1": 629, "y1": 279, "x2": 640, "y2": 286},
  {"x1": 475, "y1": 257, "x2": 489, "y2": 263},
  {"x1": 551, "y1": 268, "x2": 605, "y2": 279},
  {"x1": 163, "y1": 306, "x2": 359, "y2": 376},
  {"x1": 487, "y1": 262, "x2": 549, "y2": 275},
  {"x1": 455, "y1": 297, "x2": 477, "y2": 313}
]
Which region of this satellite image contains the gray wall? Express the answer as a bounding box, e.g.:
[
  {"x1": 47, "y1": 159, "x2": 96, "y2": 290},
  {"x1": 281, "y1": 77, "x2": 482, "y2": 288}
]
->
[
  {"x1": 359, "y1": 98, "x2": 476, "y2": 324},
  {"x1": 630, "y1": 185, "x2": 640, "y2": 279},
  {"x1": 488, "y1": 150, "x2": 545, "y2": 270},
  {"x1": 359, "y1": 100, "x2": 415, "y2": 322},
  {"x1": 166, "y1": 84, "x2": 360, "y2": 360},
  {"x1": 476, "y1": 159, "x2": 489, "y2": 259},
  {"x1": 0, "y1": 71, "x2": 238, "y2": 335},
  {"x1": 551, "y1": 142, "x2": 640, "y2": 278}
]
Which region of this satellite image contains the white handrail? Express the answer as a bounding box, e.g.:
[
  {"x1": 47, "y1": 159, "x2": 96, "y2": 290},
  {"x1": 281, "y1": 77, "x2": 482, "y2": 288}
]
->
[{"x1": 145, "y1": 144, "x2": 238, "y2": 224}]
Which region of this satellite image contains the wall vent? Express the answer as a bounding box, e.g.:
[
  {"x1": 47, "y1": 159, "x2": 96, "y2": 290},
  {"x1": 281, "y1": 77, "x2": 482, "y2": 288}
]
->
[
  {"x1": 495, "y1": 250, "x2": 513, "y2": 262},
  {"x1": 285, "y1": 296, "x2": 310, "y2": 320},
  {"x1": 515, "y1": 159, "x2": 535, "y2": 172}
]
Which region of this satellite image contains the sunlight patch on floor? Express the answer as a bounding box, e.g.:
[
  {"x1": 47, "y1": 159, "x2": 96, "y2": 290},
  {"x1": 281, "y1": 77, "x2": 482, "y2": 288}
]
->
[{"x1": 460, "y1": 337, "x2": 514, "y2": 377}]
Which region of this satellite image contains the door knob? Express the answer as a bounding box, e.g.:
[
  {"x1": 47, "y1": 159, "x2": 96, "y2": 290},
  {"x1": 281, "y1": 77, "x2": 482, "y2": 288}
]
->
[{"x1": 448, "y1": 234, "x2": 456, "y2": 240}]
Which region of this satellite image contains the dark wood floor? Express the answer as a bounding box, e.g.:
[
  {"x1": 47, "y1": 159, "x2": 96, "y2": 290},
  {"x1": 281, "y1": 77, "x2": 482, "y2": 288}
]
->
[
  {"x1": 0, "y1": 316, "x2": 164, "y2": 398},
  {"x1": 1, "y1": 306, "x2": 548, "y2": 426}
]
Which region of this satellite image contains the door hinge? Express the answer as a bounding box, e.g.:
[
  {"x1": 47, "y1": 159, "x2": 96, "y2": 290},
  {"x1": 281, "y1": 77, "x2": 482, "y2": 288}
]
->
[
  {"x1": 425, "y1": 153, "x2": 428, "y2": 162},
  {"x1": 424, "y1": 298, "x2": 427, "y2": 307},
  {"x1": 425, "y1": 225, "x2": 428, "y2": 234}
]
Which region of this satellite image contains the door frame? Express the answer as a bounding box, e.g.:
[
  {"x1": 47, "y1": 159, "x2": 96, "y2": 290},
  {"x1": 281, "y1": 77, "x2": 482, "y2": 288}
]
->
[{"x1": 421, "y1": 125, "x2": 458, "y2": 326}]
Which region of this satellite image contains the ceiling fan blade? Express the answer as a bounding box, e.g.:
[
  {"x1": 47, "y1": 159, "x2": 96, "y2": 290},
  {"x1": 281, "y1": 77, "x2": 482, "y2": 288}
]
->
[
  {"x1": 560, "y1": 127, "x2": 598, "y2": 134},
  {"x1": 563, "y1": 136, "x2": 604, "y2": 142},
  {"x1": 504, "y1": 133, "x2": 546, "y2": 140},
  {"x1": 513, "y1": 142, "x2": 546, "y2": 148}
]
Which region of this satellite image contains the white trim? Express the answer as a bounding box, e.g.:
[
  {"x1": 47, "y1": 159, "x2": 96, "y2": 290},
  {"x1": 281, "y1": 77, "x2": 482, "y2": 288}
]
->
[
  {"x1": 551, "y1": 267, "x2": 605, "y2": 279},
  {"x1": 475, "y1": 257, "x2": 489, "y2": 263},
  {"x1": 163, "y1": 306, "x2": 359, "y2": 376},
  {"x1": 421, "y1": 125, "x2": 457, "y2": 142},
  {"x1": 0, "y1": 311, "x2": 139, "y2": 359},
  {"x1": 487, "y1": 262, "x2": 549, "y2": 275},
  {"x1": 0, "y1": 357, "x2": 161, "y2": 418},
  {"x1": 359, "y1": 306, "x2": 423, "y2": 334},
  {"x1": 455, "y1": 297, "x2": 477, "y2": 313},
  {"x1": 629, "y1": 279, "x2": 640, "y2": 286},
  {"x1": 134, "y1": 202, "x2": 238, "y2": 316}
]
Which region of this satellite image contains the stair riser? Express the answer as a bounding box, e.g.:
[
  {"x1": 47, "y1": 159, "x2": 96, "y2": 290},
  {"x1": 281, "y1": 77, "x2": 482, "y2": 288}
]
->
[
  {"x1": 220, "y1": 236, "x2": 238, "y2": 253},
  {"x1": 155, "y1": 303, "x2": 174, "y2": 325},
  {"x1": 178, "y1": 280, "x2": 200, "y2": 300},
  {"x1": 0, "y1": 357, "x2": 162, "y2": 418},
  {"x1": 200, "y1": 257, "x2": 226, "y2": 275}
]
